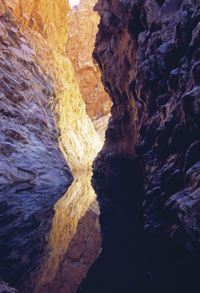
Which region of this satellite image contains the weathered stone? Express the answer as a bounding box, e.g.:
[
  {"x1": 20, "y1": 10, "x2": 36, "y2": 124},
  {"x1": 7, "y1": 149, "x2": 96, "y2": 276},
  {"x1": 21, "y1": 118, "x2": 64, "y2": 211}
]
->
[
  {"x1": 168, "y1": 68, "x2": 179, "y2": 91},
  {"x1": 192, "y1": 61, "x2": 200, "y2": 84},
  {"x1": 156, "y1": 93, "x2": 170, "y2": 110},
  {"x1": 66, "y1": 0, "x2": 111, "y2": 140},
  {"x1": 80, "y1": 1, "x2": 200, "y2": 292},
  {"x1": 184, "y1": 140, "x2": 200, "y2": 171}
]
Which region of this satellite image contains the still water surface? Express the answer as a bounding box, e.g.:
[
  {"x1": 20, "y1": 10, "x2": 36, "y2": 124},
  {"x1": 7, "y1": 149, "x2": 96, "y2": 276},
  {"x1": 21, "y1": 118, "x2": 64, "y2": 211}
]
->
[{"x1": 0, "y1": 171, "x2": 101, "y2": 292}]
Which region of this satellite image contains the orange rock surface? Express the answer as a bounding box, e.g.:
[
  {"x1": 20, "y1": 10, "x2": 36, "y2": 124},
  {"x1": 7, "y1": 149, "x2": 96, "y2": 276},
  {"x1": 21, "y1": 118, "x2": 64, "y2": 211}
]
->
[
  {"x1": 66, "y1": 0, "x2": 112, "y2": 139},
  {"x1": 4, "y1": 0, "x2": 102, "y2": 170}
]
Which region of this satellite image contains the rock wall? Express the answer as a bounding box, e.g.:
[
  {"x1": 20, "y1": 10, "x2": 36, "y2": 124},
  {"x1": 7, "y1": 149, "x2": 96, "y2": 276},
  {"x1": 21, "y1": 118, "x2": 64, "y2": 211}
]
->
[
  {"x1": 0, "y1": 0, "x2": 72, "y2": 185},
  {"x1": 3, "y1": 0, "x2": 102, "y2": 171},
  {"x1": 66, "y1": 0, "x2": 112, "y2": 140},
  {"x1": 80, "y1": 0, "x2": 200, "y2": 292}
]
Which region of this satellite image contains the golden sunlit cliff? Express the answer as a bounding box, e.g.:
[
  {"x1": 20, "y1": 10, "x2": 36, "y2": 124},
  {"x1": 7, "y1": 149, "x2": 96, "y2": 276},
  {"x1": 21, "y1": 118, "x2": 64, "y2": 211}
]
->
[
  {"x1": 66, "y1": 0, "x2": 112, "y2": 140},
  {"x1": 5, "y1": 0, "x2": 102, "y2": 170}
]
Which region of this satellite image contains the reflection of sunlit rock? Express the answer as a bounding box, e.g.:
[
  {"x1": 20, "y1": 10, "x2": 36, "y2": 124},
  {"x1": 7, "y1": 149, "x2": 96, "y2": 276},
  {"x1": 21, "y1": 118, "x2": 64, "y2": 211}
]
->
[
  {"x1": 23, "y1": 171, "x2": 101, "y2": 293},
  {"x1": 0, "y1": 173, "x2": 101, "y2": 293},
  {"x1": 0, "y1": 183, "x2": 71, "y2": 289}
]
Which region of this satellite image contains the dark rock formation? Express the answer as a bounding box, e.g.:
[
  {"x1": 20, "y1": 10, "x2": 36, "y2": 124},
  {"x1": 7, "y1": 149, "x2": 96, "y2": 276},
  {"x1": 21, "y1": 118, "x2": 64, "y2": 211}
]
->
[
  {"x1": 79, "y1": 0, "x2": 200, "y2": 292},
  {"x1": 0, "y1": 281, "x2": 17, "y2": 293}
]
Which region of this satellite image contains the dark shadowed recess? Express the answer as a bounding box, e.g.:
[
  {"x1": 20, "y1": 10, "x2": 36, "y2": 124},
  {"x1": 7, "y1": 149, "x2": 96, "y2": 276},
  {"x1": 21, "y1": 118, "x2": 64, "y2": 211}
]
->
[
  {"x1": 78, "y1": 0, "x2": 200, "y2": 292},
  {"x1": 155, "y1": 0, "x2": 165, "y2": 6},
  {"x1": 78, "y1": 156, "x2": 153, "y2": 293}
]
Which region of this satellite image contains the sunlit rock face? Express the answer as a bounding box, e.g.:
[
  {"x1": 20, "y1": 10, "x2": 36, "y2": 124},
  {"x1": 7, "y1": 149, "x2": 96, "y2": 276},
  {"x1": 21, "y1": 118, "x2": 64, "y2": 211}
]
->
[
  {"x1": 5, "y1": 0, "x2": 102, "y2": 170},
  {"x1": 0, "y1": 1, "x2": 72, "y2": 186},
  {"x1": 79, "y1": 0, "x2": 200, "y2": 292},
  {"x1": 66, "y1": 0, "x2": 112, "y2": 141}
]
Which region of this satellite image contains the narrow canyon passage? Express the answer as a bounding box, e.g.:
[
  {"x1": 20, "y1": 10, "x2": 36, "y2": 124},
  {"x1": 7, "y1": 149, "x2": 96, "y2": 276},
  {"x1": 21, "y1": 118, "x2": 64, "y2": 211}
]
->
[{"x1": 1, "y1": 0, "x2": 200, "y2": 293}]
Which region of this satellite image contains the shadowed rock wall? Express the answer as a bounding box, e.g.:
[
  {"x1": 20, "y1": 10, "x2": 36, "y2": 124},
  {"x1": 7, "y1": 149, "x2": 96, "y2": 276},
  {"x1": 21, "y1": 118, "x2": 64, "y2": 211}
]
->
[{"x1": 79, "y1": 0, "x2": 200, "y2": 292}]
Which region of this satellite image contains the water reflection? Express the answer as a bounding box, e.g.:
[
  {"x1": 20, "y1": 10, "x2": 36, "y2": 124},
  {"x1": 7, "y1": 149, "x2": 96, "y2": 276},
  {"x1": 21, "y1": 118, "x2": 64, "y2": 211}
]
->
[
  {"x1": 0, "y1": 170, "x2": 101, "y2": 292},
  {"x1": 5, "y1": 171, "x2": 101, "y2": 293},
  {"x1": 29, "y1": 170, "x2": 99, "y2": 291},
  {"x1": 0, "y1": 183, "x2": 70, "y2": 288}
]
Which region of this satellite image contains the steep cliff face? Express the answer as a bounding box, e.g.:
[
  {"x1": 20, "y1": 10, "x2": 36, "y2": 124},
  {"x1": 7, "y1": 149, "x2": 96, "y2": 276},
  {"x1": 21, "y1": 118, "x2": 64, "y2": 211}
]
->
[
  {"x1": 80, "y1": 0, "x2": 200, "y2": 292},
  {"x1": 66, "y1": 0, "x2": 112, "y2": 140},
  {"x1": 3, "y1": 0, "x2": 102, "y2": 171},
  {"x1": 0, "y1": 0, "x2": 72, "y2": 185}
]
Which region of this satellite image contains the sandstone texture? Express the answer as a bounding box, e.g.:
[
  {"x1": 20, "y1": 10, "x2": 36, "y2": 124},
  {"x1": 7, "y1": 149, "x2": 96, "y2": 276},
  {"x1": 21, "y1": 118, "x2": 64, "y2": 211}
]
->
[
  {"x1": 3, "y1": 0, "x2": 102, "y2": 171},
  {"x1": 79, "y1": 0, "x2": 200, "y2": 292},
  {"x1": 66, "y1": 0, "x2": 112, "y2": 140},
  {"x1": 0, "y1": 1, "x2": 72, "y2": 186}
]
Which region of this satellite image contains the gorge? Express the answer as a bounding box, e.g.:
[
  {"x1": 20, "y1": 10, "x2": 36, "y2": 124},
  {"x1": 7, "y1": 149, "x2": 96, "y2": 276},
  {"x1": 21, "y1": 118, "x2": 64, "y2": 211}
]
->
[{"x1": 1, "y1": 0, "x2": 200, "y2": 293}]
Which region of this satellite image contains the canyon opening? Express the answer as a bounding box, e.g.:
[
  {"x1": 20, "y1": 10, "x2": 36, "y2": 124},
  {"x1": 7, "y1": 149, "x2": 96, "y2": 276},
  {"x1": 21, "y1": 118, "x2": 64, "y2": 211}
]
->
[
  {"x1": 69, "y1": 0, "x2": 80, "y2": 7},
  {"x1": 0, "y1": 1, "x2": 200, "y2": 293}
]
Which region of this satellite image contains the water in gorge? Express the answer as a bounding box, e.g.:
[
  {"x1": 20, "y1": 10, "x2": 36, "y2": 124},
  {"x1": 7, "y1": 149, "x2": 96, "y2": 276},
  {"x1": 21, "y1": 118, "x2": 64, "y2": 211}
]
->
[
  {"x1": 0, "y1": 171, "x2": 101, "y2": 292},
  {"x1": 1, "y1": 0, "x2": 200, "y2": 292}
]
